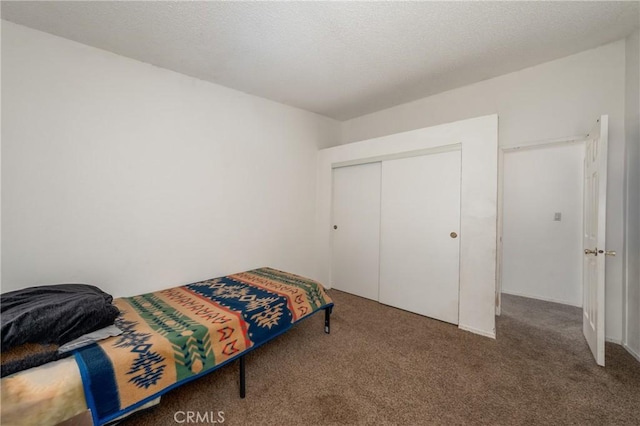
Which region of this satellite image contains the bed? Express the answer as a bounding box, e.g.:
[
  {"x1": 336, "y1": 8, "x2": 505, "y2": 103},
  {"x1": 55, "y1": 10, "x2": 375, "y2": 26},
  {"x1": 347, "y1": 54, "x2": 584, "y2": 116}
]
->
[{"x1": 1, "y1": 267, "x2": 334, "y2": 425}]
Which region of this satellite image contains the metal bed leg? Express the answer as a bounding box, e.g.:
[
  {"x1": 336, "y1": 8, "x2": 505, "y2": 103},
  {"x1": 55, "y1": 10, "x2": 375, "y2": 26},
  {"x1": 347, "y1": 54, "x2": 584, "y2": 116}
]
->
[
  {"x1": 324, "y1": 306, "x2": 333, "y2": 334},
  {"x1": 239, "y1": 355, "x2": 246, "y2": 399}
]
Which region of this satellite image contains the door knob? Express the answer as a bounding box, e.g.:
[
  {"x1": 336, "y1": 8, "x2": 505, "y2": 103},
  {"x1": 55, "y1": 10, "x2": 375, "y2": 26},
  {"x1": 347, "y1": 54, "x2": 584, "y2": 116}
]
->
[
  {"x1": 584, "y1": 249, "x2": 597, "y2": 255},
  {"x1": 598, "y1": 249, "x2": 616, "y2": 256},
  {"x1": 333, "y1": 225, "x2": 338, "y2": 230},
  {"x1": 450, "y1": 232, "x2": 458, "y2": 239}
]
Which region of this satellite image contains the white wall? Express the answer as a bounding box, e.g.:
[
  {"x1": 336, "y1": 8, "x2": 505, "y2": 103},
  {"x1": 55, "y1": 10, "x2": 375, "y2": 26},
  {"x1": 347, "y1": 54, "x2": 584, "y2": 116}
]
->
[
  {"x1": 502, "y1": 143, "x2": 584, "y2": 307},
  {"x1": 317, "y1": 115, "x2": 498, "y2": 338},
  {"x1": 340, "y1": 40, "x2": 626, "y2": 342},
  {"x1": 624, "y1": 30, "x2": 640, "y2": 361},
  {"x1": 1, "y1": 22, "x2": 340, "y2": 297}
]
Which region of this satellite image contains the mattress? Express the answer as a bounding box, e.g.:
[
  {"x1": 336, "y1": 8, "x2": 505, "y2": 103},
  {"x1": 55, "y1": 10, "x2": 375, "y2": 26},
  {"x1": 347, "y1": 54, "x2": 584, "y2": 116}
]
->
[
  {"x1": 1, "y1": 357, "x2": 86, "y2": 426},
  {"x1": 1, "y1": 267, "x2": 332, "y2": 426},
  {"x1": 0, "y1": 356, "x2": 160, "y2": 426},
  {"x1": 75, "y1": 267, "x2": 333, "y2": 425}
]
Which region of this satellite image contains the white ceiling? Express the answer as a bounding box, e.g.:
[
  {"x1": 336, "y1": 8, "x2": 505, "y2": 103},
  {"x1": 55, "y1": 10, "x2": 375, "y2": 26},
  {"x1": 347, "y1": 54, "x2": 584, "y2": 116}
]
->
[{"x1": 2, "y1": 1, "x2": 638, "y2": 120}]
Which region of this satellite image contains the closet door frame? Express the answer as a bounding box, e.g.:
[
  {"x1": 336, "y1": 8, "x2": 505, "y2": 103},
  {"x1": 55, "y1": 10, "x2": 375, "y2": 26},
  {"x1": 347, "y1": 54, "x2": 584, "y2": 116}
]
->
[
  {"x1": 331, "y1": 144, "x2": 462, "y2": 170},
  {"x1": 318, "y1": 114, "x2": 499, "y2": 340},
  {"x1": 330, "y1": 144, "x2": 462, "y2": 307}
]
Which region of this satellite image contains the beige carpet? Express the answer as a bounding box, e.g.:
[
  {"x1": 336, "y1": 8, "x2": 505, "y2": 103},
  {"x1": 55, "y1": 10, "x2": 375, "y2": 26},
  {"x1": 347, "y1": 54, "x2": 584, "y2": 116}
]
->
[{"x1": 121, "y1": 290, "x2": 640, "y2": 425}]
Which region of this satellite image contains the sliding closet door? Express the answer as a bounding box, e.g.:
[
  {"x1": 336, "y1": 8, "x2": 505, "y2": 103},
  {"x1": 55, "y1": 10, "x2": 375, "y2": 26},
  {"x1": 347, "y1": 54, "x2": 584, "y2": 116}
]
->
[
  {"x1": 379, "y1": 150, "x2": 461, "y2": 324},
  {"x1": 331, "y1": 162, "x2": 381, "y2": 300}
]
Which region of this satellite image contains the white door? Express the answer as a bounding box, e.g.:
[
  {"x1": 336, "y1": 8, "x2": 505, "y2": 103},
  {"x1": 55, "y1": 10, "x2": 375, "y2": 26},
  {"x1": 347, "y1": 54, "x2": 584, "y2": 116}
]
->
[
  {"x1": 331, "y1": 162, "x2": 381, "y2": 300},
  {"x1": 379, "y1": 150, "x2": 461, "y2": 324},
  {"x1": 583, "y1": 115, "x2": 610, "y2": 367}
]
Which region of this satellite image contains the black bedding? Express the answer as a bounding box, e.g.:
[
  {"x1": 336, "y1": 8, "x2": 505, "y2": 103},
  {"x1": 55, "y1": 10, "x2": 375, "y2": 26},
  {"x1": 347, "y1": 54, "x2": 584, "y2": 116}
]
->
[{"x1": 1, "y1": 284, "x2": 119, "y2": 376}]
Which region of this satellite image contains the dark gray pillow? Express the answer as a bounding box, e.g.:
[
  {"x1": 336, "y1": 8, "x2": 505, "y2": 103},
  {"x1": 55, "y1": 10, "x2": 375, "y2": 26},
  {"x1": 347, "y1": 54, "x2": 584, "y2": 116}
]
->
[{"x1": 1, "y1": 284, "x2": 120, "y2": 350}]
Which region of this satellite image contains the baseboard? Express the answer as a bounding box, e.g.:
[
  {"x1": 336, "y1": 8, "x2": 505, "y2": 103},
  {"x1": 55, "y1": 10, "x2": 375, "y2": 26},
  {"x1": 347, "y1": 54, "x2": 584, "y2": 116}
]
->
[
  {"x1": 623, "y1": 343, "x2": 640, "y2": 363},
  {"x1": 501, "y1": 290, "x2": 581, "y2": 308},
  {"x1": 606, "y1": 337, "x2": 622, "y2": 345},
  {"x1": 459, "y1": 324, "x2": 496, "y2": 339}
]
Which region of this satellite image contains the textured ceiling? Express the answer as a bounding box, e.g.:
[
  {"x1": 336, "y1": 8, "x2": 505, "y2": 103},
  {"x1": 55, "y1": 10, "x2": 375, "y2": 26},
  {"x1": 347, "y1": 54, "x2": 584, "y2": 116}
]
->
[{"x1": 2, "y1": 1, "x2": 638, "y2": 120}]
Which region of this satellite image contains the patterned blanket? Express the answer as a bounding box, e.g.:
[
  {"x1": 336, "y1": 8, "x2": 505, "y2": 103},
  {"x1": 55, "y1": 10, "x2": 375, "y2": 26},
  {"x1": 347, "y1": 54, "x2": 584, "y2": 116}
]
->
[{"x1": 75, "y1": 268, "x2": 333, "y2": 425}]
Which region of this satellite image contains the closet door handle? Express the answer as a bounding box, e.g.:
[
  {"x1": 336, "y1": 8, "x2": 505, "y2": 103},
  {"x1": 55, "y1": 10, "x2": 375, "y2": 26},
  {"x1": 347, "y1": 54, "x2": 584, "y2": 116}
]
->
[{"x1": 450, "y1": 232, "x2": 458, "y2": 238}]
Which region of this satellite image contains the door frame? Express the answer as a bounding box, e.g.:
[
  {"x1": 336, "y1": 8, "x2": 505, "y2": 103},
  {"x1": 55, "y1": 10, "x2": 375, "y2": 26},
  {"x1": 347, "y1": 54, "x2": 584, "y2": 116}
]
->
[
  {"x1": 317, "y1": 115, "x2": 499, "y2": 339},
  {"x1": 496, "y1": 135, "x2": 588, "y2": 316},
  {"x1": 331, "y1": 143, "x2": 462, "y2": 170}
]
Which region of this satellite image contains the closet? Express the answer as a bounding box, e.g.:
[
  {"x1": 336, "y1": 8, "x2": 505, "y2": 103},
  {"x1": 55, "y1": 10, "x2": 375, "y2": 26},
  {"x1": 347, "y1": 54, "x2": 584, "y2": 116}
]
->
[{"x1": 331, "y1": 149, "x2": 461, "y2": 324}]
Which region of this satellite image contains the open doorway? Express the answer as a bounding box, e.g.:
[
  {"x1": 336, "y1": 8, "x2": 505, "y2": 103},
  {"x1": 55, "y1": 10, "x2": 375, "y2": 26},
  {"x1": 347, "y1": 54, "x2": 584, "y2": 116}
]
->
[
  {"x1": 497, "y1": 116, "x2": 610, "y2": 367},
  {"x1": 502, "y1": 141, "x2": 585, "y2": 306},
  {"x1": 498, "y1": 139, "x2": 587, "y2": 343}
]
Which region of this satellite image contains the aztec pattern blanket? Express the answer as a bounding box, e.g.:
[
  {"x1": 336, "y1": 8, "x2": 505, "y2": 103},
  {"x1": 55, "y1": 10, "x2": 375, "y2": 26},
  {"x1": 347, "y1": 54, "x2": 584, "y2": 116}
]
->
[{"x1": 75, "y1": 268, "x2": 333, "y2": 425}]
